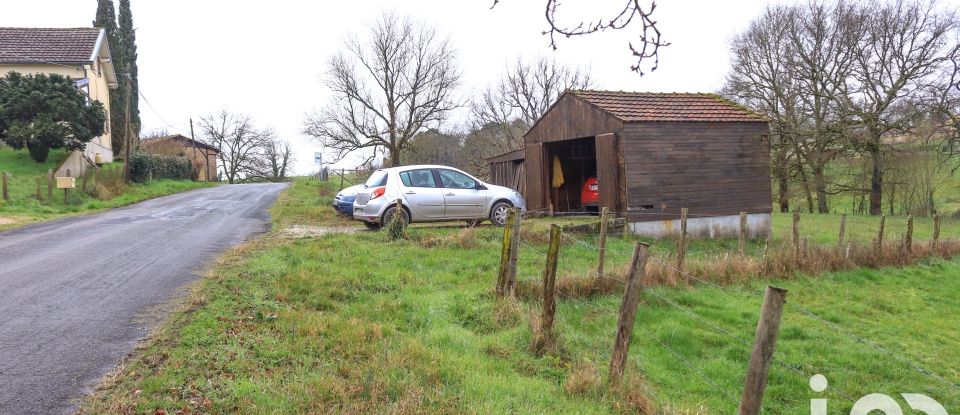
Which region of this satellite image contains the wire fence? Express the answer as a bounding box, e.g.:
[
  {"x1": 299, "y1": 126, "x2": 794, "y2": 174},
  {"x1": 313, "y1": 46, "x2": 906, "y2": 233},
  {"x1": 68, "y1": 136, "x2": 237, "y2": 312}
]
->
[{"x1": 497, "y1": 210, "x2": 959, "y2": 411}]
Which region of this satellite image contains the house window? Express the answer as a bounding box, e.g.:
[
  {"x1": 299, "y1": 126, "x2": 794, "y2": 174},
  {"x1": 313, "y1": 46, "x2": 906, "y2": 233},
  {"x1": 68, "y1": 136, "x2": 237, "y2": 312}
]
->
[{"x1": 74, "y1": 79, "x2": 91, "y2": 105}]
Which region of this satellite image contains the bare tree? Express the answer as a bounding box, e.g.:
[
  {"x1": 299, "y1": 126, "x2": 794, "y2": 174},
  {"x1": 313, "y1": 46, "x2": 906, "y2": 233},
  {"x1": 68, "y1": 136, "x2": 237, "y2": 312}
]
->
[
  {"x1": 253, "y1": 140, "x2": 294, "y2": 182},
  {"x1": 724, "y1": 5, "x2": 804, "y2": 212},
  {"x1": 784, "y1": 2, "x2": 862, "y2": 213},
  {"x1": 492, "y1": 1, "x2": 668, "y2": 75},
  {"x1": 198, "y1": 110, "x2": 272, "y2": 184},
  {"x1": 466, "y1": 57, "x2": 591, "y2": 174},
  {"x1": 846, "y1": 0, "x2": 960, "y2": 215},
  {"x1": 726, "y1": 0, "x2": 959, "y2": 215},
  {"x1": 303, "y1": 13, "x2": 461, "y2": 167}
]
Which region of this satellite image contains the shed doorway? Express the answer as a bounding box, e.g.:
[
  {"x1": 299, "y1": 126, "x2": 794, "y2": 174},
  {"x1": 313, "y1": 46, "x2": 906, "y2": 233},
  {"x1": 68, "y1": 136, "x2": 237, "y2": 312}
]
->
[{"x1": 544, "y1": 136, "x2": 597, "y2": 213}]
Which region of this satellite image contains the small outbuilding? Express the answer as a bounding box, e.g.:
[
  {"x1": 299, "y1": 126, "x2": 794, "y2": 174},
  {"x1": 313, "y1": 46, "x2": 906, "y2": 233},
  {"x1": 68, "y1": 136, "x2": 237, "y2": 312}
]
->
[
  {"x1": 141, "y1": 134, "x2": 220, "y2": 182},
  {"x1": 489, "y1": 90, "x2": 772, "y2": 238}
]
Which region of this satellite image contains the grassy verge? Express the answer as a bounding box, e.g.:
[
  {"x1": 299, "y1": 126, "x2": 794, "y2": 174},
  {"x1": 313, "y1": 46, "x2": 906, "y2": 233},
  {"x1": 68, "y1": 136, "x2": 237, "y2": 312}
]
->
[
  {"x1": 80, "y1": 178, "x2": 959, "y2": 414},
  {"x1": 0, "y1": 147, "x2": 217, "y2": 230}
]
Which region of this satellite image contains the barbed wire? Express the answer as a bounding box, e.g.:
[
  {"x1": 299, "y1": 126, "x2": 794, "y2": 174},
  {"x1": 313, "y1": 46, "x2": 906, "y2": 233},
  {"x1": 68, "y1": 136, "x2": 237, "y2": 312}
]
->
[
  {"x1": 506, "y1": 219, "x2": 960, "y2": 398},
  {"x1": 789, "y1": 302, "x2": 960, "y2": 392}
]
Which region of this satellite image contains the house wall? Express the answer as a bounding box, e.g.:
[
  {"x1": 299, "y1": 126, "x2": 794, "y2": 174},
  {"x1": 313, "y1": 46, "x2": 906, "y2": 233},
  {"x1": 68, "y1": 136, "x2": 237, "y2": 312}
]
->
[
  {"x1": 2, "y1": 62, "x2": 115, "y2": 177},
  {"x1": 621, "y1": 121, "x2": 772, "y2": 220}
]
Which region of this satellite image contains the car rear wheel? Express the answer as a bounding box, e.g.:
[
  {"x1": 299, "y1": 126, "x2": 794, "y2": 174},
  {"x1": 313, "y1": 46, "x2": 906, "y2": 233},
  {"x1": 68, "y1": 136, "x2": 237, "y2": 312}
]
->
[
  {"x1": 489, "y1": 201, "x2": 513, "y2": 226},
  {"x1": 382, "y1": 205, "x2": 411, "y2": 227}
]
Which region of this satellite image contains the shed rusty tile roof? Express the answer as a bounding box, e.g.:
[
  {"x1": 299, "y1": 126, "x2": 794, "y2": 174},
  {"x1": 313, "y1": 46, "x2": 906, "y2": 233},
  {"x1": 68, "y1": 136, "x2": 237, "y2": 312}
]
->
[
  {"x1": 571, "y1": 90, "x2": 767, "y2": 122},
  {"x1": 0, "y1": 27, "x2": 102, "y2": 65}
]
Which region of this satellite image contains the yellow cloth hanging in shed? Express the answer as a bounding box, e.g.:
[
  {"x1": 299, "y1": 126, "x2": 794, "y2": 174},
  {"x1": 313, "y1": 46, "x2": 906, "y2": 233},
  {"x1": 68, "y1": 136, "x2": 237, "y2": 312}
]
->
[{"x1": 551, "y1": 155, "x2": 565, "y2": 189}]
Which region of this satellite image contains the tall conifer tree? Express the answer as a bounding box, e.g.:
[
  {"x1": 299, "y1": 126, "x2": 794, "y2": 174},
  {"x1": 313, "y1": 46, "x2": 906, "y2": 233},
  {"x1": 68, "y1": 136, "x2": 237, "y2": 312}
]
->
[
  {"x1": 118, "y1": 0, "x2": 140, "y2": 147},
  {"x1": 93, "y1": 0, "x2": 128, "y2": 156}
]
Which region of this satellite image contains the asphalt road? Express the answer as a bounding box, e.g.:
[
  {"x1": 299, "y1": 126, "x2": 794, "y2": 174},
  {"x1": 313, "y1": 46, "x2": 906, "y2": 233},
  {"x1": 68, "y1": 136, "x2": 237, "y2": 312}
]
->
[{"x1": 0, "y1": 183, "x2": 287, "y2": 415}]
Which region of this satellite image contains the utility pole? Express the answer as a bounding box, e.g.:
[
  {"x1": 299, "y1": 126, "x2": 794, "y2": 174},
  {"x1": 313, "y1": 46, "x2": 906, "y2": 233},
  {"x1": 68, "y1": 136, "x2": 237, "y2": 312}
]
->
[
  {"x1": 189, "y1": 118, "x2": 200, "y2": 180},
  {"x1": 123, "y1": 65, "x2": 133, "y2": 183}
]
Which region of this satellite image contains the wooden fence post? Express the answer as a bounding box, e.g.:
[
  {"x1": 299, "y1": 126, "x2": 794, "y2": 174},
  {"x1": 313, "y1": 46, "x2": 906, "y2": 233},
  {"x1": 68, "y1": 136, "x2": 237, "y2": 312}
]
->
[
  {"x1": 506, "y1": 207, "x2": 522, "y2": 295},
  {"x1": 47, "y1": 169, "x2": 53, "y2": 201},
  {"x1": 876, "y1": 215, "x2": 886, "y2": 250},
  {"x1": 737, "y1": 286, "x2": 789, "y2": 415},
  {"x1": 609, "y1": 242, "x2": 651, "y2": 383},
  {"x1": 338, "y1": 169, "x2": 345, "y2": 191},
  {"x1": 597, "y1": 207, "x2": 610, "y2": 280},
  {"x1": 905, "y1": 215, "x2": 913, "y2": 252},
  {"x1": 932, "y1": 214, "x2": 941, "y2": 251},
  {"x1": 739, "y1": 211, "x2": 748, "y2": 255},
  {"x1": 541, "y1": 224, "x2": 562, "y2": 333},
  {"x1": 496, "y1": 209, "x2": 517, "y2": 297},
  {"x1": 1, "y1": 172, "x2": 8, "y2": 201},
  {"x1": 838, "y1": 214, "x2": 846, "y2": 245},
  {"x1": 35, "y1": 177, "x2": 42, "y2": 200},
  {"x1": 677, "y1": 208, "x2": 688, "y2": 274},
  {"x1": 792, "y1": 212, "x2": 800, "y2": 257}
]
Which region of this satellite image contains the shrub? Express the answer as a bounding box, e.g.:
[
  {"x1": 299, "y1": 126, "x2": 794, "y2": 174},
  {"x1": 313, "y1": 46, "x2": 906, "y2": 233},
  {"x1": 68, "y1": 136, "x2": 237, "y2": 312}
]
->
[
  {"x1": 384, "y1": 203, "x2": 408, "y2": 241},
  {"x1": 129, "y1": 151, "x2": 193, "y2": 183}
]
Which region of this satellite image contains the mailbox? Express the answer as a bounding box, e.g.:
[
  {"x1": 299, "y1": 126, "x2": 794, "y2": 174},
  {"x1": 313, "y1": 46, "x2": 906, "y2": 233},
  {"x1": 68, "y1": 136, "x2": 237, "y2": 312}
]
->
[{"x1": 56, "y1": 177, "x2": 76, "y2": 189}]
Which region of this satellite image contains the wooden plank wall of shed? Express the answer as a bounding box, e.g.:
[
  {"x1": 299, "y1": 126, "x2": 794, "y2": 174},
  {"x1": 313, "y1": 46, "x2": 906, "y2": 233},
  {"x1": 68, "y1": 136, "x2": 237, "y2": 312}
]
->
[
  {"x1": 489, "y1": 159, "x2": 526, "y2": 198},
  {"x1": 524, "y1": 94, "x2": 623, "y2": 211},
  {"x1": 525, "y1": 143, "x2": 545, "y2": 210},
  {"x1": 525, "y1": 94, "x2": 624, "y2": 144},
  {"x1": 621, "y1": 121, "x2": 771, "y2": 220}
]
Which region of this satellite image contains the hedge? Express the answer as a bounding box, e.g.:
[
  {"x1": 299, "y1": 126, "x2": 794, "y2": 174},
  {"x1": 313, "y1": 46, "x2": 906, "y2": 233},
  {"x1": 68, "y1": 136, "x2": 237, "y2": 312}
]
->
[{"x1": 129, "y1": 151, "x2": 194, "y2": 183}]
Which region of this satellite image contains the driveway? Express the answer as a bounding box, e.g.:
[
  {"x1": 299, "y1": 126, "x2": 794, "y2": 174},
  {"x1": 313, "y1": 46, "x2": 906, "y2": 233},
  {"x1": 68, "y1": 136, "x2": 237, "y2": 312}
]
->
[{"x1": 0, "y1": 183, "x2": 287, "y2": 415}]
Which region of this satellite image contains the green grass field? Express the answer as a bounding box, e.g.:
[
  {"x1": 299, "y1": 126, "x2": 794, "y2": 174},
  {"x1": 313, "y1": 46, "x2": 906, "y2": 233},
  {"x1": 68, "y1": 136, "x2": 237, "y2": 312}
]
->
[
  {"x1": 79, "y1": 178, "x2": 960, "y2": 414},
  {"x1": 0, "y1": 146, "x2": 216, "y2": 230}
]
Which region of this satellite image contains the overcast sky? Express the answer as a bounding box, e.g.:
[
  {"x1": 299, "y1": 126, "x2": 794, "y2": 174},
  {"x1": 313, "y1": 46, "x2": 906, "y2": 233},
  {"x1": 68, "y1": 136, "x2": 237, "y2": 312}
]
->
[{"x1": 5, "y1": 0, "x2": 958, "y2": 174}]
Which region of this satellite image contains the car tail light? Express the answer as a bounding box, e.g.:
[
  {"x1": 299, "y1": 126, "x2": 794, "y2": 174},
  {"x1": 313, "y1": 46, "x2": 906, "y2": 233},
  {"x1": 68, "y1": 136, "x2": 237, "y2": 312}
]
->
[{"x1": 370, "y1": 186, "x2": 386, "y2": 200}]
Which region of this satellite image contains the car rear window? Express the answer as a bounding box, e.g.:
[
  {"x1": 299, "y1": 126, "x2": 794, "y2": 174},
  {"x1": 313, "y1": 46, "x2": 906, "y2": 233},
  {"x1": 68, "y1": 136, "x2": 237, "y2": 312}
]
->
[
  {"x1": 365, "y1": 171, "x2": 388, "y2": 187},
  {"x1": 399, "y1": 169, "x2": 437, "y2": 188}
]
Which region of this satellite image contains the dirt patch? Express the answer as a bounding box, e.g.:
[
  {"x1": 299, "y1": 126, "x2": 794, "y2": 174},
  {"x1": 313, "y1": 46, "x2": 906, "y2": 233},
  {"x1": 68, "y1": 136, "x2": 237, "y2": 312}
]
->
[
  {"x1": 281, "y1": 224, "x2": 361, "y2": 238},
  {"x1": 0, "y1": 216, "x2": 17, "y2": 226}
]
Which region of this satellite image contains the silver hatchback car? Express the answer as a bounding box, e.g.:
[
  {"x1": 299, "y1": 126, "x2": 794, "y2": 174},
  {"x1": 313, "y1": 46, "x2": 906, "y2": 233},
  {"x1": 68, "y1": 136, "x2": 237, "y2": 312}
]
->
[{"x1": 352, "y1": 165, "x2": 526, "y2": 228}]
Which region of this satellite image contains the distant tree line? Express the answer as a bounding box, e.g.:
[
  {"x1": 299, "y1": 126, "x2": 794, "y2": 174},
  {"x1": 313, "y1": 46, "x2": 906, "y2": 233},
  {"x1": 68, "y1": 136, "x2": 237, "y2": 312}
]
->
[{"x1": 724, "y1": 0, "x2": 960, "y2": 216}]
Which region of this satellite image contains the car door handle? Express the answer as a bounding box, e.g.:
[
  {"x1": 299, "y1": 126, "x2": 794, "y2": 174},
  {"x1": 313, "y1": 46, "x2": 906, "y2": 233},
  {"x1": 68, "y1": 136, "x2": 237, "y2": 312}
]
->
[
  {"x1": 445, "y1": 193, "x2": 455, "y2": 196},
  {"x1": 405, "y1": 191, "x2": 416, "y2": 195}
]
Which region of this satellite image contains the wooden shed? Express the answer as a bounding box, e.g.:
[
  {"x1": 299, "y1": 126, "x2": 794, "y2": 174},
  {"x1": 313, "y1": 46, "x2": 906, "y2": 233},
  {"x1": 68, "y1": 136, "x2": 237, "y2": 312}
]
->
[
  {"x1": 491, "y1": 90, "x2": 772, "y2": 237},
  {"x1": 488, "y1": 148, "x2": 526, "y2": 197}
]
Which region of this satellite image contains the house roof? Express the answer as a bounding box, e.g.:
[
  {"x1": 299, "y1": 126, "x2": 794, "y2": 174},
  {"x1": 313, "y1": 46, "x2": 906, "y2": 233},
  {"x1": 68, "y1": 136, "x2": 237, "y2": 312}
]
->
[
  {"x1": 569, "y1": 90, "x2": 768, "y2": 123},
  {"x1": 0, "y1": 27, "x2": 104, "y2": 65},
  {"x1": 143, "y1": 134, "x2": 221, "y2": 153}
]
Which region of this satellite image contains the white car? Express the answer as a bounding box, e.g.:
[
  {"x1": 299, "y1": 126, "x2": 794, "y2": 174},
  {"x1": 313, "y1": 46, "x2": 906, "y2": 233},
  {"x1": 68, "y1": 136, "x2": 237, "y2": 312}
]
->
[{"x1": 352, "y1": 165, "x2": 526, "y2": 229}]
